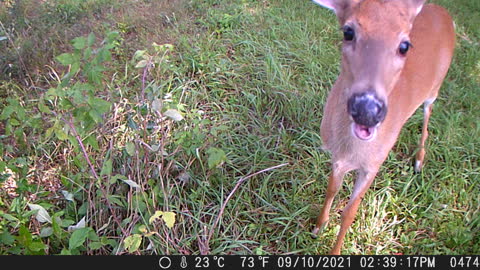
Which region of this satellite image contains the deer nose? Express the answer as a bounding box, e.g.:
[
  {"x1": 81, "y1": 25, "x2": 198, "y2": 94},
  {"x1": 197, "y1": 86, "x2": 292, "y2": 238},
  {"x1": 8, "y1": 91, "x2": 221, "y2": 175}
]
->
[{"x1": 347, "y1": 92, "x2": 387, "y2": 127}]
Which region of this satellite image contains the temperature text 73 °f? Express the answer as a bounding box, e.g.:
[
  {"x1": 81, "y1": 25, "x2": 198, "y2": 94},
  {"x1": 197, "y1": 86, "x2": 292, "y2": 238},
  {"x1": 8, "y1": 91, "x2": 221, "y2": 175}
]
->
[{"x1": 241, "y1": 256, "x2": 270, "y2": 268}]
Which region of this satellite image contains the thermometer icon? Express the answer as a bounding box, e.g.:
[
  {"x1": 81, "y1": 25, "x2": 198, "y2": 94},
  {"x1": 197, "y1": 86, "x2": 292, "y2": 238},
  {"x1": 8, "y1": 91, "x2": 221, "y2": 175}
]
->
[{"x1": 180, "y1": 256, "x2": 188, "y2": 268}]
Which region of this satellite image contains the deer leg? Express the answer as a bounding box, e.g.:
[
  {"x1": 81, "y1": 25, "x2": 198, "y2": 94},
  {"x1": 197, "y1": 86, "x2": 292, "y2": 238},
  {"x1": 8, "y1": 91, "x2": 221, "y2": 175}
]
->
[
  {"x1": 313, "y1": 162, "x2": 349, "y2": 235},
  {"x1": 330, "y1": 169, "x2": 377, "y2": 255},
  {"x1": 415, "y1": 99, "x2": 435, "y2": 173}
]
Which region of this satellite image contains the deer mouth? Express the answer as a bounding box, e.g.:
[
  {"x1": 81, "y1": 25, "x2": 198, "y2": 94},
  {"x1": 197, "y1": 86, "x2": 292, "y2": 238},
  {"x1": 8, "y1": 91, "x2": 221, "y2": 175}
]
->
[{"x1": 351, "y1": 123, "x2": 378, "y2": 141}]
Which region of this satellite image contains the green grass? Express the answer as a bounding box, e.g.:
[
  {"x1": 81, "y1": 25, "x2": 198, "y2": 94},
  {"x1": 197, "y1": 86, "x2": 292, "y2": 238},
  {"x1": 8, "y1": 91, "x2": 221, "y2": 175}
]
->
[{"x1": 0, "y1": 0, "x2": 478, "y2": 255}]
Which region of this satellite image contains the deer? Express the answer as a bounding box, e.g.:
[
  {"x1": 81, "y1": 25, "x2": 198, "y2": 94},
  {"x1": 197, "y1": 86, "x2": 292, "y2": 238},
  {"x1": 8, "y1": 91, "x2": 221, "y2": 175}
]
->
[{"x1": 310, "y1": 0, "x2": 455, "y2": 254}]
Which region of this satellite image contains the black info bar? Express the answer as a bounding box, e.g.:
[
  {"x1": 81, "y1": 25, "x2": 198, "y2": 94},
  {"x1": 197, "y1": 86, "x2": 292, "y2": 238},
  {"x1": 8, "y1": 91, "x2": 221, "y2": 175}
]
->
[{"x1": 2, "y1": 255, "x2": 478, "y2": 270}]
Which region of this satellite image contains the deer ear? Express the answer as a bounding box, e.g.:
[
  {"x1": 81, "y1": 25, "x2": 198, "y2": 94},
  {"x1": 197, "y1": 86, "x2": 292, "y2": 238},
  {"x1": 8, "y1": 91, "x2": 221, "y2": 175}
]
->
[
  {"x1": 410, "y1": 0, "x2": 427, "y2": 16},
  {"x1": 312, "y1": 0, "x2": 360, "y2": 21},
  {"x1": 312, "y1": 0, "x2": 337, "y2": 11}
]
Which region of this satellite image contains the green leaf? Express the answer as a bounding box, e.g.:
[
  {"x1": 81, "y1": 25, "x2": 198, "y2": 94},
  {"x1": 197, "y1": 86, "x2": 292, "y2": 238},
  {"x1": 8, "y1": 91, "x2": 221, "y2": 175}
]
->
[
  {"x1": 89, "y1": 241, "x2": 103, "y2": 250},
  {"x1": 40, "y1": 227, "x2": 53, "y2": 238},
  {"x1": 0, "y1": 231, "x2": 15, "y2": 245},
  {"x1": 15, "y1": 105, "x2": 26, "y2": 120},
  {"x1": 60, "y1": 249, "x2": 72, "y2": 255},
  {"x1": 123, "y1": 234, "x2": 142, "y2": 253},
  {"x1": 153, "y1": 43, "x2": 174, "y2": 53},
  {"x1": 38, "y1": 98, "x2": 51, "y2": 113},
  {"x1": 87, "y1": 32, "x2": 96, "y2": 47},
  {"x1": 17, "y1": 226, "x2": 32, "y2": 247},
  {"x1": 83, "y1": 47, "x2": 92, "y2": 60},
  {"x1": 101, "y1": 237, "x2": 117, "y2": 247},
  {"x1": 109, "y1": 174, "x2": 127, "y2": 185},
  {"x1": 88, "y1": 230, "x2": 99, "y2": 242},
  {"x1": 137, "y1": 225, "x2": 147, "y2": 234},
  {"x1": 96, "y1": 48, "x2": 112, "y2": 63},
  {"x1": 105, "y1": 31, "x2": 119, "y2": 44},
  {"x1": 28, "y1": 241, "x2": 47, "y2": 252},
  {"x1": 206, "y1": 147, "x2": 227, "y2": 169},
  {"x1": 69, "y1": 227, "x2": 91, "y2": 250},
  {"x1": 46, "y1": 87, "x2": 62, "y2": 99},
  {"x1": 56, "y1": 53, "x2": 76, "y2": 66},
  {"x1": 85, "y1": 65, "x2": 105, "y2": 85},
  {"x1": 70, "y1": 62, "x2": 80, "y2": 77},
  {"x1": 88, "y1": 97, "x2": 111, "y2": 115},
  {"x1": 46, "y1": 127, "x2": 54, "y2": 140},
  {"x1": 100, "y1": 159, "x2": 113, "y2": 177},
  {"x1": 87, "y1": 97, "x2": 111, "y2": 123},
  {"x1": 127, "y1": 117, "x2": 139, "y2": 129},
  {"x1": 88, "y1": 110, "x2": 103, "y2": 124},
  {"x1": 9, "y1": 118, "x2": 20, "y2": 126},
  {"x1": 0, "y1": 105, "x2": 15, "y2": 120},
  {"x1": 85, "y1": 135, "x2": 100, "y2": 151},
  {"x1": 52, "y1": 213, "x2": 63, "y2": 238},
  {"x1": 125, "y1": 141, "x2": 135, "y2": 156},
  {"x1": 108, "y1": 195, "x2": 126, "y2": 207},
  {"x1": 72, "y1": 36, "x2": 87, "y2": 50},
  {"x1": 54, "y1": 128, "x2": 69, "y2": 141},
  {"x1": 60, "y1": 98, "x2": 74, "y2": 109}
]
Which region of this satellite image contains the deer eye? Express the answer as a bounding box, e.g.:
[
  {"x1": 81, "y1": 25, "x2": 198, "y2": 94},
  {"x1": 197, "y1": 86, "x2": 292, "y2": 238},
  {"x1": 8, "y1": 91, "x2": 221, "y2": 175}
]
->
[
  {"x1": 343, "y1": 26, "x2": 355, "y2": 41},
  {"x1": 399, "y1": 41, "x2": 412, "y2": 55}
]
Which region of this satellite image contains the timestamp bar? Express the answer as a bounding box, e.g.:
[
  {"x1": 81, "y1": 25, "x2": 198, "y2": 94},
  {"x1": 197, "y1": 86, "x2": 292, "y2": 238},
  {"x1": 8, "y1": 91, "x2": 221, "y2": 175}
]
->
[
  {"x1": 167, "y1": 255, "x2": 479, "y2": 270},
  {"x1": 2, "y1": 255, "x2": 478, "y2": 270}
]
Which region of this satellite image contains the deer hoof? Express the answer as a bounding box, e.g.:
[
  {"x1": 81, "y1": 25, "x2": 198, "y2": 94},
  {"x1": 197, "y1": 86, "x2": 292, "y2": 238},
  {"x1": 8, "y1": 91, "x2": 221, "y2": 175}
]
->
[{"x1": 414, "y1": 160, "x2": 423, "y2": 173}]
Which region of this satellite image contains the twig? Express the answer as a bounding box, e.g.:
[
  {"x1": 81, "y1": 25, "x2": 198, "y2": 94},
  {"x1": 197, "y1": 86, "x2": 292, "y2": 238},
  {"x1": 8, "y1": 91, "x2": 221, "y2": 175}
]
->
[
  {"x1": 203, "y1": 162, "x2": 289, "y2": 254},
  {"x1": 141, "y1": 62, "x2": 149, "y2": 101},
  {"x1": 62, "y1": 115, "x2": 99, "y2": 180}
]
